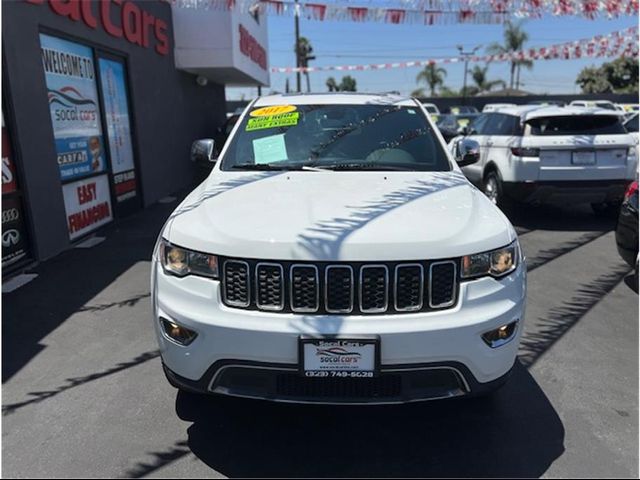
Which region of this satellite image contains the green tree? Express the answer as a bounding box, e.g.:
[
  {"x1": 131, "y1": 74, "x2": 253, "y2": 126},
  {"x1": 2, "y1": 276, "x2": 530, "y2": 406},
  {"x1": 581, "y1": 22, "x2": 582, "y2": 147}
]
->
[
  {"x1": 470, "y1": 65, "x2": 506, "y2": 93},
  {"x1": 416, "y1": 64, "x2": 447, "y2": 97},
  {"x1": 576, "y1": 58, "x2": 639, "y2": 94},
  {"x1": 576, "y1": 66, "x2": 612, "y2": 93},
  {"x1": 339, "y1": 75, "x2": 357, "y2": 92},
  {"x1": 326, "y1": 77, "x2": 338, "y2": 92},
  {"x1": 410, "y1": 88, "x2": 425, "y2": 98},
  {"x1": 325, "y1": 76, "x2": 357, "y2": 92},
  {"x1": 487, "y1": 20, "x2": 530, "y2": 90}
]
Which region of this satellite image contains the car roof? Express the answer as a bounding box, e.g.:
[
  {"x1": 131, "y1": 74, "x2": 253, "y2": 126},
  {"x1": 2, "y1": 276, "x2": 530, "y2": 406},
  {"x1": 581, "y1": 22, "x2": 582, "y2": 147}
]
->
[
  {"x1": 491, "y1": 105, "x2": 622, "y2": 121},
  {"x1": 252, "y1": 92, "x2": 416, "y2": 107}
]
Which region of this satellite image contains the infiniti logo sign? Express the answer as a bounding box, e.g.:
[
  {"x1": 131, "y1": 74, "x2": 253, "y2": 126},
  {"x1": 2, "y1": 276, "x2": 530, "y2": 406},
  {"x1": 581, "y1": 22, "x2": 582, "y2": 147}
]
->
[{"x1": 2, "y1": 229, "x2": 20, "y2": 247}]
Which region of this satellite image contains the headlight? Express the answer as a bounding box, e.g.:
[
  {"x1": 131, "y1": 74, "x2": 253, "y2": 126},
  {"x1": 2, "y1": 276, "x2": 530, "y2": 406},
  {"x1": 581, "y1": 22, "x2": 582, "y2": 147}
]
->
[
  {"x1": 159, "y1": 239, "x2": 218, "y2": 279},
  {"x1": 461, "y1": 240, "x2": 519, "y2": 279}
]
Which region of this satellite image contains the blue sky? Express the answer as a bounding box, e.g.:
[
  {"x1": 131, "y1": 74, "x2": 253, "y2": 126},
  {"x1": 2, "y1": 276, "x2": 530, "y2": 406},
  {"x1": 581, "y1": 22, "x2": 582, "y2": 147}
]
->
[{"x1": 227, "y1": 12, "x2": 637, "y2": 100}]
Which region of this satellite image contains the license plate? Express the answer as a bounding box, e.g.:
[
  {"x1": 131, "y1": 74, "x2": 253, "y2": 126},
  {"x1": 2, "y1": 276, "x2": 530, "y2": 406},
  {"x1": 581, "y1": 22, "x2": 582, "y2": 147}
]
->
[
  {"x1": 572, "y1": 151, "x2": 596, "y2": 165},
  {"x1": 299, "y1": 337, "x2": 379, "y2": 378}
]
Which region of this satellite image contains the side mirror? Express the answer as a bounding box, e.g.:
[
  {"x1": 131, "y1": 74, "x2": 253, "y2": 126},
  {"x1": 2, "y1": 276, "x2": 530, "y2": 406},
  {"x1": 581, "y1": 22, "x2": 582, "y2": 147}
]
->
[
  {"x1": 191, "y1": 139, "x2": 216, "y2": 164},
  {"x1": 455, "y1": 138, "x2": 480, "y2": 167}
]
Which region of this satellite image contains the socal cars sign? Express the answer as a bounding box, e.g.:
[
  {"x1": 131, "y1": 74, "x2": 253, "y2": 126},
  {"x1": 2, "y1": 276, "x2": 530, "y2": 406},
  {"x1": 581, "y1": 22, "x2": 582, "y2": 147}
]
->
[{"x1": 26, "y1": 0, "x2": 170, "y2": 55}]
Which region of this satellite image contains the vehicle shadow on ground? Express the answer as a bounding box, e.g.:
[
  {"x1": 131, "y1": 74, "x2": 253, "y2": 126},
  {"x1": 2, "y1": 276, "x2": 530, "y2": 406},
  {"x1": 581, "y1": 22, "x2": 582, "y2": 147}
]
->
[
  {"x1": 505, "y1": 203, "x2": 617, "y2": 233},
  {"x1": 168, "y1": 361, "x2": 564, "y2": 478}
]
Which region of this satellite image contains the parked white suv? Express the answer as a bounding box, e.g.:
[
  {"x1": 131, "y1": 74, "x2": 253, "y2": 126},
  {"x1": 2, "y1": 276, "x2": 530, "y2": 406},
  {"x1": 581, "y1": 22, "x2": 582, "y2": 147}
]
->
[
  {"x1": 455, "y1": 105, "x2": 638, "y2": 212},
  {"x1": 151, "y1": 93, "x2": 526, "y2": 404}
]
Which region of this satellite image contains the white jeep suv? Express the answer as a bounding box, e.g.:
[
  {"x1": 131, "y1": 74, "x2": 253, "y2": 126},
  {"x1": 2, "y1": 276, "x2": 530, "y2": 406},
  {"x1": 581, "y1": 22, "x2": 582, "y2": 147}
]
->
[
  {"x1": 457, "y1": 105, "x2": 637, "y2": 212},
  {"x1": 151, "y1": 93, "x2": 526, "y2": 404}
]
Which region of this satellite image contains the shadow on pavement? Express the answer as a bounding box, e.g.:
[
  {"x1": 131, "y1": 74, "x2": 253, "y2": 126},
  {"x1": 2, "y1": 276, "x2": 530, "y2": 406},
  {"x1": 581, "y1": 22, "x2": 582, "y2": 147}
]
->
[
  {"x1": 160, "y1": 361, "x2": 564, "y2": 478},
  {"x1": 505, "y1": 203, "x2": 616, "y2": 233},
  {"x1": 1, "y1": 193, "x2": 186, "y2": 383}
]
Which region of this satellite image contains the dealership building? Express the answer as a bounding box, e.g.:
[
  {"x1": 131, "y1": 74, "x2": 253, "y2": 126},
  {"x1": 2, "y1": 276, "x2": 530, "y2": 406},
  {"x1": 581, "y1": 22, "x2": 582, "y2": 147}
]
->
[{"x1": 2, "y1": 0, "x2": 268, "y2": 273}]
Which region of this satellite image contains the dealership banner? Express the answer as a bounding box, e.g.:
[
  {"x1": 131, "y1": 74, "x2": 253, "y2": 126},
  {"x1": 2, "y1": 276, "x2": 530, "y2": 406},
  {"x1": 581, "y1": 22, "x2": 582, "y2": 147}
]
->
[
  {"x1": 40, "y1": 34, "x2": 107, "y2": 182},
  {"x1": 169, "y1": 0, "x2": 639, "y2": 24},
  {"x1": 62, "y1": 174, "x2": 113, "y2": 240},
  {"x1": 98, "y1": 58, "x2": 138, "y2": 202},
  {"x1": 2, "y1": 197, "x2": 29, "y2": 268},
  {"x1": 272, "y1": 26, "x2": 639, "y2": 73}
]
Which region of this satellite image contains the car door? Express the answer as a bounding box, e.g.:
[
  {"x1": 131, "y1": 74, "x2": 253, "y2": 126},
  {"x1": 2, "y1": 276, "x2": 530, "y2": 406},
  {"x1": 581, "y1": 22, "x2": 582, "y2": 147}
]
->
[
  {"x1": 460, "y1": 113, "x2": 490, "y2": 184},
  {"x1": 483, "y1": 113, "x2": 521, "y2": 180}
]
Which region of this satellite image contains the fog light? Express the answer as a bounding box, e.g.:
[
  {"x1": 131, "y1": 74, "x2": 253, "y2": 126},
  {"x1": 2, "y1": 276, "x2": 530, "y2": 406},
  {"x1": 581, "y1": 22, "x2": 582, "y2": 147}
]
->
[
  {"x1": 482, "y1": 321, "x2": 518, "y2": 348},
  {"x1": 159, "y1": 317, "x2": 197, "y2": 346}
]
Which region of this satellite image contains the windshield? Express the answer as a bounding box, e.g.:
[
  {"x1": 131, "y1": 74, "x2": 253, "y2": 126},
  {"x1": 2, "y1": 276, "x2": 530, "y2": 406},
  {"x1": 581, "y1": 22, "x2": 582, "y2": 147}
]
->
[
  {"x1": 525, "y1": 115, "x2": 626, "y2": 136},
  {"x1": 220, "y1": 104, "x2": 451, "y2": 171}
]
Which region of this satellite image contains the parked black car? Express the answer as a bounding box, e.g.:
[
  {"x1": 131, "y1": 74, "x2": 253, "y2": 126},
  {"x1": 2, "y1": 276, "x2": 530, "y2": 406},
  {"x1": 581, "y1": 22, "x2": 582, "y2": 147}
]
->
[
  {"x1": 616, "y1": 179, "x2": 638, "y2": 277},
  {"x1": 436, "y1": 113, "x2": 480, "y2": 143}
]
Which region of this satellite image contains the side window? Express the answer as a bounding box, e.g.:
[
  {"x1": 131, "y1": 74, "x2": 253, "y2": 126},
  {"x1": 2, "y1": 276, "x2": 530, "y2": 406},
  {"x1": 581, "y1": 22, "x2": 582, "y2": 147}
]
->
[
  {"x1": 482, "y1": 113, "x2": 501, "y2": 135},
  {"x1": 484, "y1": 114, "x2": 520, "y2": 136},
  {"x1": 469, "y1": 114, "x2": 489, "y2": 135}
]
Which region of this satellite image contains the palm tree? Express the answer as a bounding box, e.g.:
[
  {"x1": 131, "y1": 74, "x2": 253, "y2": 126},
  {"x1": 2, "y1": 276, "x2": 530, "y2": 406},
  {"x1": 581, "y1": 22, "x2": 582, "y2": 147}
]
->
[
  {"x1": 295, "y1": 37, "x2": 315, "y2": 92},
  {"x1": 487, "y1": 20, "x2": 530, "y2": 90},
  {"x1": 515, "y1": 59, "x2": 533, "y2": 90},
  {"x1": 326, "y1": 77, "x2": 338, "y2": 92},
  {"x1": 416, "y1": 64, "x2": 447, "y2": 97},
  {"x1": 471, "y1": 65, "x2": 506, "y2": 93}
]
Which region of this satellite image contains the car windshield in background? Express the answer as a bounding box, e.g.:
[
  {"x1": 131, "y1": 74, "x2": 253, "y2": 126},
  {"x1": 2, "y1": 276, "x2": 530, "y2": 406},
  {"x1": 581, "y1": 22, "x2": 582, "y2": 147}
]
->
[
  {"x1": 526, "y1": 115, "x2": 626, "y2": 136},
  {"x1": 437, "y1": 114, "x2": 478, "y2": 130},
  {"x1": 221, "y1": 104, "x2": 451, "y2": 171}
]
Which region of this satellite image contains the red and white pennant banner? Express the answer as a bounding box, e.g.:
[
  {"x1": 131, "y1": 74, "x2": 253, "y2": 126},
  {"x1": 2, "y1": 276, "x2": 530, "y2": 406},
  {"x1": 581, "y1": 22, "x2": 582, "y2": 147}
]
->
[
  {"x1": 270, "y1": 26, "x2": 639, "y2": 73},
  {"x1": 169, "y1": 0, "x2": 639, "y2": 25}
]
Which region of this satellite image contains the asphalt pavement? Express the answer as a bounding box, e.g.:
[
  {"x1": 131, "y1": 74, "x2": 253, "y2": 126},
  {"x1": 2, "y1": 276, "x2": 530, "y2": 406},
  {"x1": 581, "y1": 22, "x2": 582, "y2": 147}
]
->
[{"x1": 2, "y1": 194, "x2": 638, "y2": 478}]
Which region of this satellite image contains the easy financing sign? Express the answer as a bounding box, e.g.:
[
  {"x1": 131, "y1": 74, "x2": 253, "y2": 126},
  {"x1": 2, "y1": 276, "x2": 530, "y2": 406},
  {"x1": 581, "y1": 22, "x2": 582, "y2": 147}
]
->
[{"x1": 62, "y1": 175, "x2": 113, "y2": 241}]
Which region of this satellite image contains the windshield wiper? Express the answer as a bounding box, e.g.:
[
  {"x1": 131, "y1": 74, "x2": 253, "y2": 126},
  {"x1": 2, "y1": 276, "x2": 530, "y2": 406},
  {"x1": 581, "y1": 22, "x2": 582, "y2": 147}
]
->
[
  {"x1": 322, "y1": 163, "x2": 412, "y2": 171},
  {"x1": 231, "y1": 163, "x2": 295, "y2": 171},
  {"x1": 232, "y1": 163, "x2": 331, "y2": 172}
]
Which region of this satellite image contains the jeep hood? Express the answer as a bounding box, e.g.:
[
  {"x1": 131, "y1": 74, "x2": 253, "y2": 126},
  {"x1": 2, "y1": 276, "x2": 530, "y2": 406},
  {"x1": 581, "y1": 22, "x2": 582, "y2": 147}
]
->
[{"x1": 165, "y1": 170, "x2": 515, "y2": 261}]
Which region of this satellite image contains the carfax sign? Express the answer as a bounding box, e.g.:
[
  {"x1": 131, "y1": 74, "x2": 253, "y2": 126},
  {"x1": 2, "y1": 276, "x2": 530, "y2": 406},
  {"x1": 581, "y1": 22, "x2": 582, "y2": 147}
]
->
[{"x1": 40, "y1": 34, "x2": 107, "y2": 182}]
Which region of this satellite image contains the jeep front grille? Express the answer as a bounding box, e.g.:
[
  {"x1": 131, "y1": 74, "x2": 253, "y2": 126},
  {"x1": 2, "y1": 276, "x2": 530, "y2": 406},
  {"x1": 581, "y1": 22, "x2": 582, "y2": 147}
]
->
[{"x1": 221, "y1": 258, "x2": 459, "y2": 315}]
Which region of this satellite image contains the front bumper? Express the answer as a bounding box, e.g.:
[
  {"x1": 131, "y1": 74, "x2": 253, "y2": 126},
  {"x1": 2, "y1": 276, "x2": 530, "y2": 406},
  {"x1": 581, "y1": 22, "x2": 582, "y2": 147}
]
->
[{"x1": 152, "y1": 261, "x2": 526, "y2": 403}]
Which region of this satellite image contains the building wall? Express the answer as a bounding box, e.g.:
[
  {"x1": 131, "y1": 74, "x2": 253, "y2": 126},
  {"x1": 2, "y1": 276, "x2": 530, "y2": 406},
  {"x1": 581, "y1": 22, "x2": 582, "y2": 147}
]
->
[{"x1": 2, "y1": 0, "x2": 227, "y2": 261}]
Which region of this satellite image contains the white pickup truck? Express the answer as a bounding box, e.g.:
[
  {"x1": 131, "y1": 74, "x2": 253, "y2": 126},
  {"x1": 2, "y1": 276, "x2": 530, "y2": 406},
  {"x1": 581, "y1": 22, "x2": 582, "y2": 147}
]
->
[{"x1": 151, "y1": 93, "x2": 526, "y2": 404}]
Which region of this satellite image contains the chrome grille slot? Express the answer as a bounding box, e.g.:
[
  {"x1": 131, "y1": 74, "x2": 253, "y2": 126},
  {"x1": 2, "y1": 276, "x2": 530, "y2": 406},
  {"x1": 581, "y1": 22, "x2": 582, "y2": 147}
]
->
[
  {"x1": 429, "y1": 261, "x2": 457, "y2": 308},
  {"x1": 219, "y1": 258, "x2": 459, "y2": 314},
  {"x1": 395, "y1": 264, "x2": 424, "y2": 311},
  {"x1": 290, "y1": 265, "x2": 319, "y2": 312},
  {"x1": 222, "y1": 260, "x2": 250, "y2": 307},
  {"x1": 256, "y1": 263, "x2": 284, "y2": 311},
  {"x1": 325, "y1": 266, "x2": 354, "y2": 313},
  {"x1": 360, "y1": 265, "x2": 389, "y2": 313}
]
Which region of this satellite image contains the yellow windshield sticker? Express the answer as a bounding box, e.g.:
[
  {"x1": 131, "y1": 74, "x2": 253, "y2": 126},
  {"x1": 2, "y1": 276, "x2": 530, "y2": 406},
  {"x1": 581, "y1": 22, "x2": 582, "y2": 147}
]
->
[
  {"x1": 246, "y1": 112, "x2": 299, "y2": 131},
  {"x1": 250, "y1": 105, "x2": 297, "y2": 117},
  {"x1": 457, "y1": 118, "x2": 470, "y2": 127}
]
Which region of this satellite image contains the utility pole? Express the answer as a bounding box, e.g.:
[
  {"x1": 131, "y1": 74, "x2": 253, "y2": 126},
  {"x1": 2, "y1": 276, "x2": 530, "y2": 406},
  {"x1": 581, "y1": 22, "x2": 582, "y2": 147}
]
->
[
  {"x1": 294, "y1": 0, "x2": 301, "y2": 92},
  {"x1": 457, "y1": 44, "x2": 481, "y2": 104}
]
